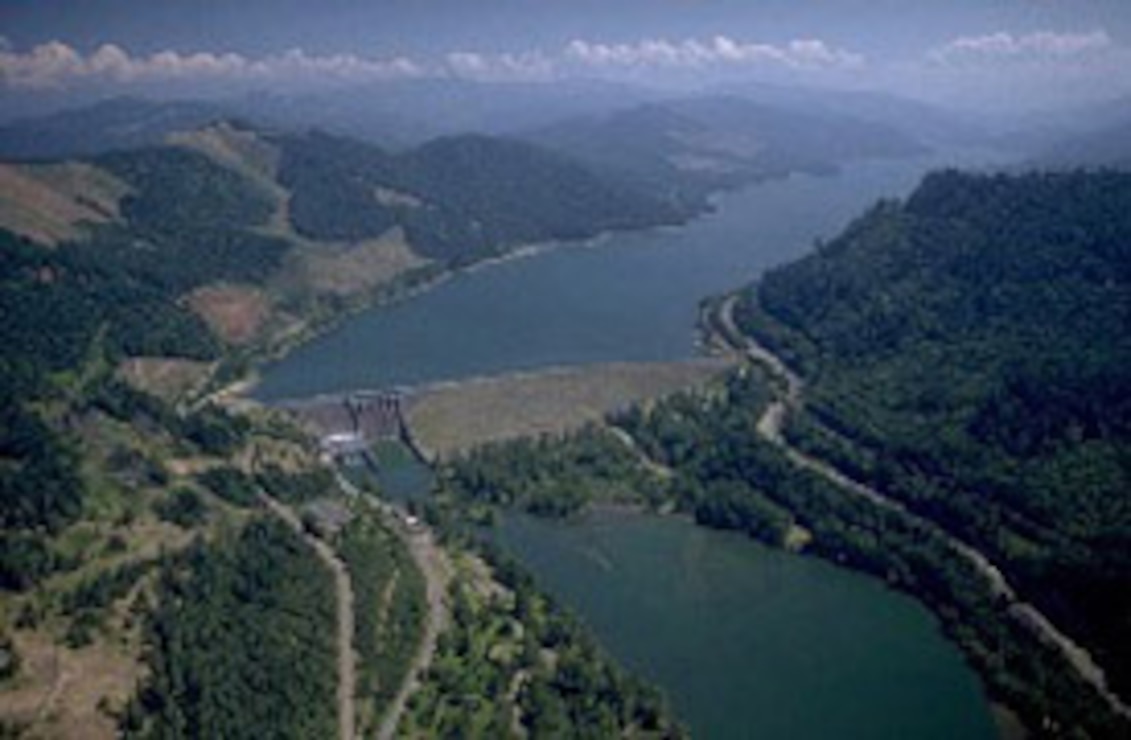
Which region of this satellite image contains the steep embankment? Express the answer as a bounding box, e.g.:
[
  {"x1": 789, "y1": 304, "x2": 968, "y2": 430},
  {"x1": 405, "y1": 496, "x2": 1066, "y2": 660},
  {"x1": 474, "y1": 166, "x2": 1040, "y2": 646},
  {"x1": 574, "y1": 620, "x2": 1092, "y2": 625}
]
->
[
  {"x1": 719, "y1": 294, "x2": 1130, "y2": 720},
  {"x1": 726, "y1": 168, "x2": 1131, "y2": 733}
]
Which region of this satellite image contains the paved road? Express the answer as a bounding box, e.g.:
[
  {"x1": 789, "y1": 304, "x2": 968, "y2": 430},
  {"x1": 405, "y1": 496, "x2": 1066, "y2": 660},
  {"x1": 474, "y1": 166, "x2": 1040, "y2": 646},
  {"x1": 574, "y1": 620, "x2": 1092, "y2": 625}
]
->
[{"x1": 716, "y1": 295, "x2": 1130, "y2": 720}]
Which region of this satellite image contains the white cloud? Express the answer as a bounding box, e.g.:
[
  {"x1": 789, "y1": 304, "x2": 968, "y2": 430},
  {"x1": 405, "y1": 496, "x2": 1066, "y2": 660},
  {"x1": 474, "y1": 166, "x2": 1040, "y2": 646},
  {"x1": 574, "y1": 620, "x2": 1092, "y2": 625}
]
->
[
  {"x1": 0, "y1": 34, "x2": 864, "y2": 91},
  {"x1": 0, "y1": 41, "x2": 427, "y2": 89},
  {"x1": 564, "y1": 35, "x2": 864, "y2": 71},
  {"x1": 444, "y1": 50, "x2": 554, "y2": 81},
  {"x1": 929, "y1": 29, "x2": 1112, "y2": 65}
]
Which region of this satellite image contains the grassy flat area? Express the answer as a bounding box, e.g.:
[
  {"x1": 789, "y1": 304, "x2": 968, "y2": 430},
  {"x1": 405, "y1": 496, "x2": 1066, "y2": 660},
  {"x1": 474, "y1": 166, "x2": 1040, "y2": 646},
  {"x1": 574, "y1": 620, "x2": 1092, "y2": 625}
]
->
[{"x1": 405, "y1": 358, "x2": 735, "y2": 459}]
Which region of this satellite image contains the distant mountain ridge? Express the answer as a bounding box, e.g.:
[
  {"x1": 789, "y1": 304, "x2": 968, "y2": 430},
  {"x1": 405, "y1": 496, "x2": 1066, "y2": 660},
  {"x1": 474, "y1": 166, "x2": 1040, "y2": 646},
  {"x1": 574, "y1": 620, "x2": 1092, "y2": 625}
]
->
[
  {"x1": 0, "y1": 79, "x2": 662, "y2": 159},
  {"x1": 0, "y1": 97, "x2": 231, "y2": 160},
  {"x1": 716, "y1": 81, "x2": 989, "y2": 147},
  {"x1": 1035, "y1": 116, "x2": 1131, "y2": 170},
  {"x1": 523, "y1": 95, "x2": 929, "y2": 210}
]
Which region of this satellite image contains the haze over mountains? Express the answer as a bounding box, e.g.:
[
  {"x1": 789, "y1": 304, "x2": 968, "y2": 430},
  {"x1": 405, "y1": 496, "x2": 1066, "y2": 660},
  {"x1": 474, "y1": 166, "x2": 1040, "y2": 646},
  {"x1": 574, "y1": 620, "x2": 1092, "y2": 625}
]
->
[
  {"x1": 3, "y1": 74, "x2": 1128, "y2": 178},
  {"x1": 0, "y1": 81, "x2": 944, "y2": 159}
]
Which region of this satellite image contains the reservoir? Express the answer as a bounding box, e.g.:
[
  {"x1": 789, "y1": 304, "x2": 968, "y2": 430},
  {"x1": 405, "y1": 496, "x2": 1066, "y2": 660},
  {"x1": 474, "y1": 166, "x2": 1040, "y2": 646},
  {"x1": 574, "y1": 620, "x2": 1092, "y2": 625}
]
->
[
  {"x1": 255, "y1": 156, "x2": 944, "y2": 400},
  {"x1": 258, "y1": 154, "x2": 1000, "y2": 737},
  {"x1": 497, "y1": 512, "x2": 994, "y2": 740}
]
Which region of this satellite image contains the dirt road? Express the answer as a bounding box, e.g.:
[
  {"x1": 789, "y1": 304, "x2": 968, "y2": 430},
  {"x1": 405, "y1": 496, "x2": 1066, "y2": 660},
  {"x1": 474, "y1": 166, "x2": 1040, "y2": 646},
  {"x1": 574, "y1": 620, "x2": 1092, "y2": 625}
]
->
[
  {"x1": 375, "y1": 520, "x2": 450, "y2": 740},
  {"x1": 259, "y1": 493, "x2": 357, "y2": 740},
  {"x1": 337, "y1": 472, "x2": 451, "y2": 740}
]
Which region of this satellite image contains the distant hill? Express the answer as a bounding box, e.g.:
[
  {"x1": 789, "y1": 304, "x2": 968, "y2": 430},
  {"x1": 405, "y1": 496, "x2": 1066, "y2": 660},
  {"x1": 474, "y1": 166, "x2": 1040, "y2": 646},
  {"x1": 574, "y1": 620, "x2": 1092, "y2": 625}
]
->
[
  {"x1": 0, "y1": 96, "x2": 230, "y2": 160},
  {"x1": 1035, "y1": 117, "x2": 1131, "y2": 170},
  {"x1": 523, "y1": 95, "x2": 929, "y2": 211},
  {"x1": 736, "y1": 169, "x2": 1131, "y2": 702},
  {"x1": 0, "y1": 79, "x2": 662, "y2": 160},
  {"x1": 982, "y1": 95, "x2": 1131, "y2": 160},
  {"x1": 246, "y1": 77, "x2": 661, "y2": 148},
  {"x1": 272, "y1": 129, "x2": 689, "y2": 263},
  {"x1": 718, "y1": 82, "x2": 988, "y2": 148}
]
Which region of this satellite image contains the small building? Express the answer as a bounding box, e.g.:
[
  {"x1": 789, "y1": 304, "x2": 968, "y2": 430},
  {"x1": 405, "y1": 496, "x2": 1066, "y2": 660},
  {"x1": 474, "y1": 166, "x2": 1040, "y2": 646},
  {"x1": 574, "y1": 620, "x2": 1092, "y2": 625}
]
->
[{"x1": 320, "y1": 431, "x2": 367, "y2": 458}]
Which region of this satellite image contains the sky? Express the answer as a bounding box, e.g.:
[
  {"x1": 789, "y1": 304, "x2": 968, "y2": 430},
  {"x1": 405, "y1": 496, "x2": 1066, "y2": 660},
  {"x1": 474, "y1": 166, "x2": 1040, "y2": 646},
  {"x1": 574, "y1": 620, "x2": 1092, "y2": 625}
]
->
[{"x1": 2, "y1": 0, "x2": 1130, "y2": 111}]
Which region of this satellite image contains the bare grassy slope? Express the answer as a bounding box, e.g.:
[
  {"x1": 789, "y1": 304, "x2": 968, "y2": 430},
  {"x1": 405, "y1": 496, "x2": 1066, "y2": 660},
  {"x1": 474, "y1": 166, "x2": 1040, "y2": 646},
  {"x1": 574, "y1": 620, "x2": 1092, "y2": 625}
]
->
[
  {"x1": 0, "y1": 162, "x2": 128, "y2": 245},
  {"x1": 406, "y1": 358, "x2": 735, "y2": 459}
]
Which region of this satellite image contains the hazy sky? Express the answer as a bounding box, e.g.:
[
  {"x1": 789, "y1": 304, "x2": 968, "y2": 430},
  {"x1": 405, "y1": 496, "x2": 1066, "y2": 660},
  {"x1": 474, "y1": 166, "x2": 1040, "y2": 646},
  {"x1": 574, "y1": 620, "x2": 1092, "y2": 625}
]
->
[{"x1": 2, "y1": 1, "x2": 1130, "y2": 110}]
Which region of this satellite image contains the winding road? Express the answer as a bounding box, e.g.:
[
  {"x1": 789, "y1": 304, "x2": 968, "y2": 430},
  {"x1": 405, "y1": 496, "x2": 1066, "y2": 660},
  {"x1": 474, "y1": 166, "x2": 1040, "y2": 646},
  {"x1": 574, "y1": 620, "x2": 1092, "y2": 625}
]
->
[
  {"x1": 716, "y1": 295, "x2": 1131, "y2": 720},
  {"x1": 375, "y1": 521, "x2": 450, "y2": 740},
  {"x1": 335, "y1": 471, "x2": 450, "y2": 740}
]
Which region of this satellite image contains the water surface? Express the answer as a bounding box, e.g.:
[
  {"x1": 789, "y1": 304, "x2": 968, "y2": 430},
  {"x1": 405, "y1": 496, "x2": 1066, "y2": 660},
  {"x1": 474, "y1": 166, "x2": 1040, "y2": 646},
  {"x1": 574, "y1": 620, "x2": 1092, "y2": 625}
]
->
[
  {"x1": 256, "y1": 159, "x2": 932, "y2": 400},
  {"x1": 497, "y1": 512, "x2": 996, "y2": 740}
]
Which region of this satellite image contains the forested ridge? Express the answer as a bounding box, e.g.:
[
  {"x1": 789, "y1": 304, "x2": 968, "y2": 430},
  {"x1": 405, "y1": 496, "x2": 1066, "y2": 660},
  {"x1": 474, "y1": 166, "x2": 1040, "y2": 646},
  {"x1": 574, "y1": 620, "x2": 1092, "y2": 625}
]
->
[
  {"x1": 0, "y1": 142, "x2": 290, "y2": 591},
  {"x1": 524, "y1": 95, "x2": 928, "y2": 212},
  {"x1": 275, "y1": 129, "x2": 688, "y2": 263},
  {"x1": 691, "y1": 169, "x2": 1124, "y2": 736},
  {"x1": 736, "y1": 169, "x2": 1131, "y2": 698}
]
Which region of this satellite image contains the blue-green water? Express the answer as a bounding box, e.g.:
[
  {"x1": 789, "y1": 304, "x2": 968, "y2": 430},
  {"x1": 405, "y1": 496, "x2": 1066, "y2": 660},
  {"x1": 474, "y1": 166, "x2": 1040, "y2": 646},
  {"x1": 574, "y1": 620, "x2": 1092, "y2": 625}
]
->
[
  {"x1": 259, "y1": 156, "x2": 1001, "y2": 737},
  {"x1": 497, "y1": 512, "x2": 995, "y2": 740}
]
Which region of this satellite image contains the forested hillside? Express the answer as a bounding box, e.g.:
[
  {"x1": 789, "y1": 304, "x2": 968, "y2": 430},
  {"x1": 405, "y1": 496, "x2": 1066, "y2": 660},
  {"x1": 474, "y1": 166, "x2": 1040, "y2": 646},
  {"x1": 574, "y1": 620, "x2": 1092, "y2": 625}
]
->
[
  {"x1": 275, "y1": 130, "x2": 687, "y2": 263},
  {"x1": 120, "y1": 519, "x2": 339, "y2": 739},
  {"x1": 0, "y1": 119, "x2": 705, "y2": 737},
  {"x1": 736, "y1": 169, "x2": 1131, "y2": 700}
]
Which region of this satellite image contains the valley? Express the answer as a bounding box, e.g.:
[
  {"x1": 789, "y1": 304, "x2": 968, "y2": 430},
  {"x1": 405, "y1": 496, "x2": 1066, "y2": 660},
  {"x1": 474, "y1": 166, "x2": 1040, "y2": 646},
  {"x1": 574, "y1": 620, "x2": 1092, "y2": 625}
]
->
[{"x1": 1, "y1": 66, "x2": 1129, "y2": 740}]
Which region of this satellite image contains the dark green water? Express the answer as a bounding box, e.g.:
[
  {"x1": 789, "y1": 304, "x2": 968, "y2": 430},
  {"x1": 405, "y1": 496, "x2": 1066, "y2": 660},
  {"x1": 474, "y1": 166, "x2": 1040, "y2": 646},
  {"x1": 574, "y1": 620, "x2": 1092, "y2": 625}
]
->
[
  {"x1": 367, "y1": 439, "x2": 432, "y2": 502},
  {"x1": 259, "y1": 156, "x2": 1003, "y2": 737},
  {"x1": 496, "y1": 512, "x2": 994, "y2": 739}
]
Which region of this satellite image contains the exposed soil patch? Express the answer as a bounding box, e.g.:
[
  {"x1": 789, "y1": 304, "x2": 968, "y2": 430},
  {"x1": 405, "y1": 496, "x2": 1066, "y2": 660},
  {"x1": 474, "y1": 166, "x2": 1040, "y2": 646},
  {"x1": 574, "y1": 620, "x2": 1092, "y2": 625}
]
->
[
  {"x1": 117, "y1": 356, "x2": 214, "y2": 401},
  {"x1": 290, "y1": 228, "x2": 428, "y2": 297},
  {"x1": 186, "y1": 283, "x2": 271, "y2": 345},
  {"x1": 0, "y1": 628, "x2": 142, "y2": 739}
]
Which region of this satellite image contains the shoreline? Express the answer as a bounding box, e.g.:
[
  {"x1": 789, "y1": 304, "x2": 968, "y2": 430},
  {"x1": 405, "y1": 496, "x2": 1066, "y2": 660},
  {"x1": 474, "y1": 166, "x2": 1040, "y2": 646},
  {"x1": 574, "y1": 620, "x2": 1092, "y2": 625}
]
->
[
  {"x1": 227, "y1": 161, "x2": 842, "y2": 406},
  {"x1": 227, "y1": 151, "x2": 940, "y2": 407},
  {"x1": 225, "y1": 214, "x2": 702, "y2": 405},
  {"x1": 516, "y1": 499, "x2": 1023, "y2": 740}
]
